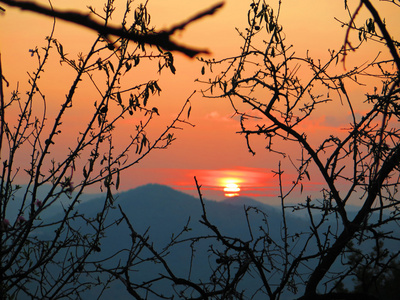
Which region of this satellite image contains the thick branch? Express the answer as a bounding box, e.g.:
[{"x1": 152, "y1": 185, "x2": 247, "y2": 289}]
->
[
  {"x1": 361, "y1": 0, "x2": 400, "y2": 70},
  {"x1": 303, "y1": 143, "x2": 400, "y2": 297},
  {"x1": 0, "y1": 0, "x2": 224, "y2": 57}
]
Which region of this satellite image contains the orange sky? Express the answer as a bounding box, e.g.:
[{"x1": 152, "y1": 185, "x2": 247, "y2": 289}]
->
[{"x1": 0, "y1": 0, "x2": 399, "y2": 204}]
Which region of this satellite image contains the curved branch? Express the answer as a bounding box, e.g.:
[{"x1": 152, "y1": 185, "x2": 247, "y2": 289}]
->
[
  {"x1": 0, "y1": 0, "x2": 224, "y2": 57},
  {"x1": 361, "y1": 0, "x2": 400, "y2": 70},
  {"x1": 303, "y1": 143, "x2": 400, "y2": 297}
]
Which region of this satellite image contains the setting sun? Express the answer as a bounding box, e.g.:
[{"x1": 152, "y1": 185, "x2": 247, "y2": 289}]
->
[{"x1": 222, "y1": 179, "x2": 241, "y2": 197}]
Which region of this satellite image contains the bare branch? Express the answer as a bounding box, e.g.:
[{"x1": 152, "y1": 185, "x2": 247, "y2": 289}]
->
[{"x1": 0, "y1": 0, "x2": 224, "y2": 57}]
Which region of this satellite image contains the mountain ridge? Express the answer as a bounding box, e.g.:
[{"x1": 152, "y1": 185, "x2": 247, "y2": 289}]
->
[{"x1": 12, "y1": 183, "x2": 399, "y2": 299}]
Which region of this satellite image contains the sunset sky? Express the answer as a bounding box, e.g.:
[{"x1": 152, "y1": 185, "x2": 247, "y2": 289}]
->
[{"x1": 0, "y1": 0, "x2": 399, "y2": 204}]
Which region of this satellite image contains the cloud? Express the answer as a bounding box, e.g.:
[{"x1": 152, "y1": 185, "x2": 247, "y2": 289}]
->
[{"x1": 204, "y1": 111, "x2": 235, "y2": 122}]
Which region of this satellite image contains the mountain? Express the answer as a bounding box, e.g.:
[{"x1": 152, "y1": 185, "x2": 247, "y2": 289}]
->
[
  {"x1": 71, "y1": 184, "x2": 294, "y2": 299},
  {"x1": 77, "y1": 184, "x2": 400, "y2": 298},
  {"x1": 12, "y1": 184, "x2": 400, "y2": 299},
  {"x1": 222, "y1": 195, "x2": 272, "y2": 207},
  {"x1": 78, "y1": 184, "x2": 286, "y2": 248}
]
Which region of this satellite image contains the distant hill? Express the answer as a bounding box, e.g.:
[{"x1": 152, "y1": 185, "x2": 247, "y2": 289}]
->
[
  {"x1": 222, "y1": 195, "x2": 271, "y2": 207},
  {"x1": 71, "y1": 184, "x2": 297, "y2": 299},
  {"x1": 60, "y1": 184, "x2": 326, "y2": 299},
  {"x1": 12, "y1": 184, "x2": 400, "y2": 299},
  {"x1": 78, "y1": 184, "x2": 287, "y2": 246}
]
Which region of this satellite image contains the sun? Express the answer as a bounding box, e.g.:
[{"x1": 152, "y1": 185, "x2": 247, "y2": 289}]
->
[{"x1": 222, "y1": 179, "x2": 241, "y2": 197}]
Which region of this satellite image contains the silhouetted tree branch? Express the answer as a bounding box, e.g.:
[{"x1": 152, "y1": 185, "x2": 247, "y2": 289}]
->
[
  {"x1": 0, "y1": 0, "x2": 224, "y2": 57},
  {"x1": 360, "y1": 0, "x2": 400, "y2": 70}
]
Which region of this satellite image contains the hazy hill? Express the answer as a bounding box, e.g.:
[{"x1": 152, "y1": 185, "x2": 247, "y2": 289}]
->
[
  {"x1": 13, "y1": 184, "x2": 399, "y2": 299},
  {"x1": 79, "y1": 184, "x2": 399, "y2": 299},
  {"x1": 79, "y1": 184, "x2": 288, "y2": 252},
  {"x1": 73, "y1": 184, "x2": 297, "y2": 299}
]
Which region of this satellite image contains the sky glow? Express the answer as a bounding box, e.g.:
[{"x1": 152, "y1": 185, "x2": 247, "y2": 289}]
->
[{"x1": 1, "y1": 0, "x2": 399, "y2": 205}]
